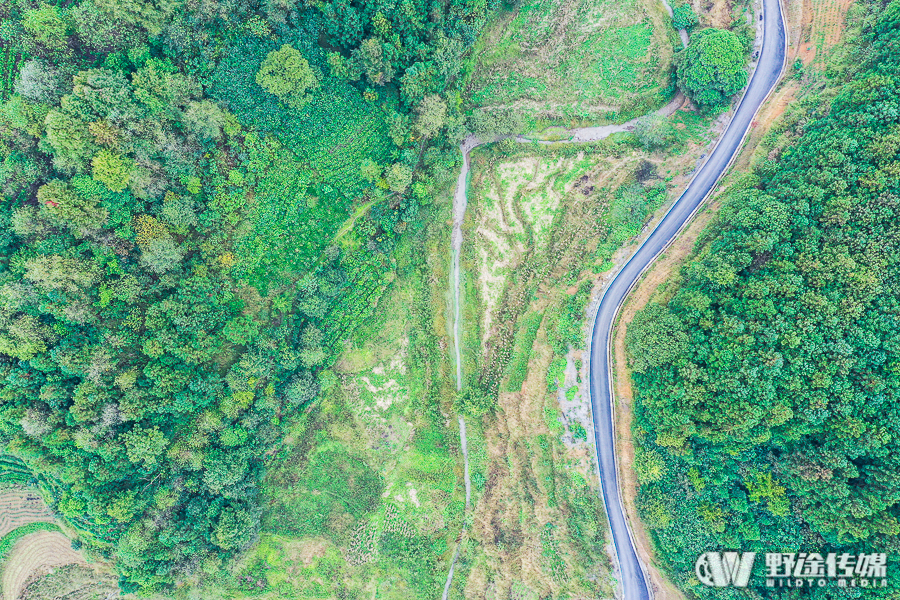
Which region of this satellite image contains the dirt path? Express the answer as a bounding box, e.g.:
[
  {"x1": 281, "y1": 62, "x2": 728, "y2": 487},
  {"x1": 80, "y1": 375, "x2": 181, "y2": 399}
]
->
[
  {"x1": 442, "y1": 78, "x2": 686, "y2": 600},
  {"x1": 441, "y1": 8, "x2": 691, "y2": 597},
  {"x1": 443, "y1": 135, "x2": 477, "y2": 600}
]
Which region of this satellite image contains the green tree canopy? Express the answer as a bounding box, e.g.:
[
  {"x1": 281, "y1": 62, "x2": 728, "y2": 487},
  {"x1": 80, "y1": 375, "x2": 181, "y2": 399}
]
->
[
  {"x1": 414, "y1": 95, "x2": 447, "y2": 138},
  {"x1": 91, "y1": 150, "x2": 132, "y2": 192},
  {"x1": 675, "y1": 28, "x2": 747, "y2": 106},
  {"x1": 22, "y1": 4, "x2": 70, "y2": 50},
  {"x1": 629, "y1": 4, "x2": 900, "y2": 594},
  {"x1": 255, "y1": 44, "x2": 319, "y2": 109}
]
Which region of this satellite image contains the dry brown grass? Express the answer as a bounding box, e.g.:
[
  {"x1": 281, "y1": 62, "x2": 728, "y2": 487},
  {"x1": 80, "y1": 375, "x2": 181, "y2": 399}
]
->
[
  {"x1": 464, "y1": 325, "x2": 616, "y2": 598},
  {"x1": 692, "y1": 0, "x2": 735, "y2": 29}
]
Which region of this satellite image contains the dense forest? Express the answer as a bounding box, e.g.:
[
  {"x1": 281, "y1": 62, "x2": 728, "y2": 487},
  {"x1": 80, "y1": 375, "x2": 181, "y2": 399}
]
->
[
  {"x1": 628, "y1": 1, "x2": 900, "y2": 596},
  {"x1": 0, "y1": 0, "x2": 495, "y2": 590}
]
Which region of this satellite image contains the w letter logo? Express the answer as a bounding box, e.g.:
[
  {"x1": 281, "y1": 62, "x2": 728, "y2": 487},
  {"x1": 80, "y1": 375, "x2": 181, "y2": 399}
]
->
[{"x1": 695, "y1": 552, "x2": 756, "y2": 587}]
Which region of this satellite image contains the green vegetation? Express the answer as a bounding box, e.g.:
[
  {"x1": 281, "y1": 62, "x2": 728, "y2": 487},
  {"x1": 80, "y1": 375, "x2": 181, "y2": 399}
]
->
[
  {"x1": 466, "y1": 0, "x2": 678, "y2": 128},
  {"x1": 0, "y1": 46, "x2": 22, "y2": 101},
  {"x1": 0, "y1": 454, "x2": 33, "y2": 485},
  {"x1": 0, "y1": 0, "x2": 775, "y2": 594},
  {"x1": 633, "y1": 112, "x2": 677, "y2": 149},
  {"x1": 255, "y1": 44, "x2": 318, "y2": 109},
  {"x1": 217, "y1": 212, "x2": 465, "y2": 598},
  {"x1": 0, "y1": 521, "x2": 61, "y2": 563},
  {"x1": 628, "y1": 3, "x2": 900, "y2": 595},
  {"x1": 448, "y1": 98, "x2": 734, "y2": 590},
  {"x1": 550, "y1": 280, "x2": 594, "y2": 355},
  {"x1": 675, "y1": 28, "x2": 748, "y2": 106},
  {"x1": 0, "y1": 0, "x2": 491, "y2": 592},
  {"x1": 671, "y1": 2, "x2": 698, "y2": 31},
  {"x1": 503, "y1": 310, "x2": 544, "y2": 391}
]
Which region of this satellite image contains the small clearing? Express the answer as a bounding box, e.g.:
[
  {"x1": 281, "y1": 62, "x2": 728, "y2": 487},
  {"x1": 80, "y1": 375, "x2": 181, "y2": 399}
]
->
[{"x1": 467, "y1": 0, "x2": 677, "y2": 124}]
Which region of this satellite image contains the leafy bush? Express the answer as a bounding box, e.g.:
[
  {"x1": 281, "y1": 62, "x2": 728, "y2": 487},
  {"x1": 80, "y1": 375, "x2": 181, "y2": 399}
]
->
[
  {"x1": 256, "y1": 44, "x2": 319, "y2": 109},
  {"x1": 547, "y1": 357, "x2": 567, "y2": 391},
  {"x1": 549, "y1": 280, "x2": 594, "y2": 355},
  {"x1": 672, "y1": 3, "x2": 699, "y2": 30},
  {"x1": 632, "y1": 113, "x2": 676, "y2": 149}
]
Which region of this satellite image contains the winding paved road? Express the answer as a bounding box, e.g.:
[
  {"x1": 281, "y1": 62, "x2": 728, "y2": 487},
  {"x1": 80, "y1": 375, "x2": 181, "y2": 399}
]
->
[{"x1": 586, "y1": 0, "x2": 786, "y2": 598}]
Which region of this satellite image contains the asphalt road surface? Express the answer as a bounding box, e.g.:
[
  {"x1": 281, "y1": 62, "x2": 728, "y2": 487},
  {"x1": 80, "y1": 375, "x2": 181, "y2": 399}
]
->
[{"x1": 586, "y1": 0, "x2": 786, "y2": 598}]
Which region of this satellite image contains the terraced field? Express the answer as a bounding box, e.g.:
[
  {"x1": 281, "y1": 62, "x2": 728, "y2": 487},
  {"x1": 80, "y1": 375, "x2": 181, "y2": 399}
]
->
[
  {"x1": 0, "y1": 493, "x2": 53, "y2": 542},
  {"x1": 2, "y1": 530, "x2": 84, "y2": 600},
  {"x1": 0, "y1": 458, "x2": 33, "y2": 490},
  {"x1": 19, "y1": 564, "x2": 119, "y2": 600},
  {"x1": 800, "y1": 0, "x2": 853, "y2": 64},
  {"x1": 0, "y1": 456, "x2": 117, "y2": 600},
  {"x1": 0, "y1": 457, "x2": 53, "y2": 548}
]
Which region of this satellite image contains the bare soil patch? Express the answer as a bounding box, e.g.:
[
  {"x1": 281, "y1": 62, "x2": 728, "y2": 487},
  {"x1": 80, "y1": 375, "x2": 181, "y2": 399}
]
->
[{"x1": 798, "y1": 0, "x2": 853, "y2": 65}]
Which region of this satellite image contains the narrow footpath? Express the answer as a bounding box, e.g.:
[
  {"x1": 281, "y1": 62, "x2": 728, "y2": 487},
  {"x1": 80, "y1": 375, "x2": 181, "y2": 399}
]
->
[{"x1": 441, "y1": 1, "x2": 785, "y2": 595}]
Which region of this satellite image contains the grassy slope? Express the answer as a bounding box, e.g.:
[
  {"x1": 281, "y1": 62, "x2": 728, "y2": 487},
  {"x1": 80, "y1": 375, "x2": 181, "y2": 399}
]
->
[
  {"x1": 184, "y1": 204, "x2": 469, "y2": 599},
  {"x1": 196, "y1": 2, "x2": 744, "y2": 597},
  {"x1": 465, "y1": 0, "x2": 680, "y2": 128},
  {"x1": 225, "y1": 75, "x2": 727, "y2": 600},
  {"x1": 451, "y1": 116, "x2": 721, "y2": 595}
]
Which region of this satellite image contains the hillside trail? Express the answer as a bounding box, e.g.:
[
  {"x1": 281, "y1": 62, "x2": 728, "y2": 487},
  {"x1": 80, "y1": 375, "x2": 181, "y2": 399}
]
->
[{"x1": 441, "y1": 21, "x2": 688, "y2": 598}]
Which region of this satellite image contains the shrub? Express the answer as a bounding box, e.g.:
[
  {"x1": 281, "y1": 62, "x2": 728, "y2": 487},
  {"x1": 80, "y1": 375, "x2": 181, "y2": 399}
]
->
[
  {"x1": 454, "y1": 387, "x2": 494, "y2": 417},
  {"x1": 672, "y1": 3, "x2": 699, "y2": 30},
  {"x1": 632, "y1": 113, "x2": 676, "y2": 150}
]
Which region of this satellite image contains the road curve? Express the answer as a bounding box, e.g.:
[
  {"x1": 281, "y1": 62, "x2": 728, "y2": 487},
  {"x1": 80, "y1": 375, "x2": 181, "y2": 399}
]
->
[{"x1": 586, "y1": 0, "x2": 786, "y2": 598}]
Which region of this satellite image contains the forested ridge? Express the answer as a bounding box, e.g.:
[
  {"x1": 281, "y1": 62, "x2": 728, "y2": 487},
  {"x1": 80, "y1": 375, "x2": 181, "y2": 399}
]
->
[
  {"x1": 0, "y1": 0, "x2": 494, "y2": 590},
  {"x1": 628, "y1": 1, "x2": 900, "y2": 596}
]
